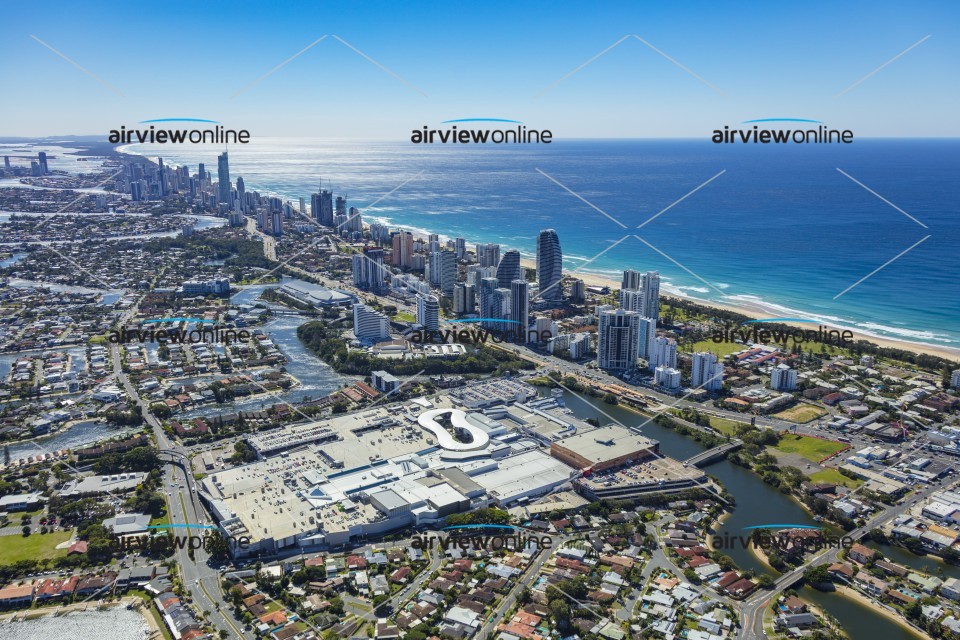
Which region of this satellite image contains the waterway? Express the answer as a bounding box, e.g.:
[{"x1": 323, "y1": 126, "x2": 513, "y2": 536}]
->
[
  {"x1": 174, "y1": 278, "x2": 350, "y2": 419},
  {"x1": 557, "y1": 390, "x2": 925, "y2": 640}
]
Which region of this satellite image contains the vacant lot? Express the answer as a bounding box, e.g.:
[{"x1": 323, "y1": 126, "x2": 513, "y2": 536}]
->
[
  {"x1": 773, "y1": 434, "x2": 846, "y2": 462},
  {"x1": 0, "y1": 529, "x2": 72, "y2": 564},
  {"x1": 772, "y1": 403, "x2": 827, "y2": 424},
  {"x1": 809, "y1": 468, "x2": 863, "y2": 489}
]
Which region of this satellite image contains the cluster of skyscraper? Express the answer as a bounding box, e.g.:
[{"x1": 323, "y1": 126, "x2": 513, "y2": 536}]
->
[{"x1": 593, "y1": 269, "x2": 723, "y2": 392}]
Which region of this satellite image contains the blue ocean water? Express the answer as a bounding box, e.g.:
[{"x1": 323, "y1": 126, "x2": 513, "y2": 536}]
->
[{"x1": 128, "y1": 138, "x2": 960, "y2": 351}]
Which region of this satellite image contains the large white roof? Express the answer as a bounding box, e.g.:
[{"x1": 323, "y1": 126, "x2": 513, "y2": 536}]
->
[{"x1": 417, "y1": 408, "x2": 490, "y2": 451}]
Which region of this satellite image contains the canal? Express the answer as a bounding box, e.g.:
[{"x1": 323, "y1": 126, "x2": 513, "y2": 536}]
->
[{"x1": 557, "y1": 390, "x2": 925, "y2": 640}]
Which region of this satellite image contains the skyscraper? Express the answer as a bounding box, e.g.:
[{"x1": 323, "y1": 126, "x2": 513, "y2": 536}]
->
[
  {"x1": 691, "y1": 352, "x2": 724, "y2": 392},
  {"x1": 236, "y1": 176, "x2": 246, "y2": 212},
  {"x1": 476, "y1": 243, "x2": 501, "y2": 268},
  {"x1": 537, "y1": 229, "x2": 563, "y2": 301},
  {"x1": 197, "y1": 163, "x2": 205, "y2": 182},
  {"x1": 478, "y1": 277, "x2": 501, "y2": 330},
  {"x1": 416, "y1": 293, "x2": 440, "y2": 331},
  {"x1": 311, "y1": 190, "x2": 333, "y2": 226},
  {"x1": 496, "y1": 249, "x2": 521, "y2": 289},
  {"x1": 510, "y1": 280, "x2": 530, "y2": 340},
  {"x1": 438, "y1": 250, "x2": 457, "y2": 297},
  {"x1": 38, "y1": 152, "x2": 48, "y2": 175},
  {"x1": 217, "y1": 152, "x2": 230, "y2": 205},
  {"x1": 453, "y1": 283, "x2": 475, "y2": 314},
  {"x1": 454, "y1": 237, "x2": 466, "y2": 260},
  {"x1": 621, "y1": 269, "x2": 641, "y2": 291},
  {"x1": 597, "y1": 309, "x2": 640, "y2": 371},
  {"x1": 352, "y1": 248, "x2": 385, "y2": 290},
  {"x1": 621, "y1": 289, "x2": 643, "y2": 313},
  {"x1": 492, "y1": 288, "x2": 512, "y2": 333},
  {"x1": 157, "y1": 157, "x2": 167, "y2": 197},
  {"x1": 353, "y1": 304, "x2": 390, "y2": 342},
  {"x1": 270, "y1": 210, "x2": 283, "y2": 237},
  {"x1": 649, "y1": 336, "x2": 678, "y2": 371},
  {"x1": 641, "y1": 271, "x2": 661, "y2": 320},
  {"x1": 569, "y1": 278, "x2": 586, "y2": 303},
  {"x1": 335, "y1": 196, "x2": 347, "y2": 218},
  {"x1": 391, "y1": 231, "x2": 415, "y2": 268},
  {"x1": 637, "y1": 316, "x2": 656, "y2": 360}
]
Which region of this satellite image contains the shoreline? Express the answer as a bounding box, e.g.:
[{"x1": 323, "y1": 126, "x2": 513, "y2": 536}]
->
[
  {"x1": 111, "y1": 145, "x2": 959, "y2": 362},
  {"x1": 833, "y1": 585, "x2": 925, "y2": 639},
  {"x1": 520, "y1": 256, "x2": 960, "y2": 362}
]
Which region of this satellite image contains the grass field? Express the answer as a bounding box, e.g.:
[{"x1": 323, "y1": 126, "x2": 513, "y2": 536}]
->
[
  {"x1": 809, "y1": 468, "x2": 863, "y2": 489},
  {"x1": 394, "y1": 311, "x2": 415, "y2": 323},
  {"x1": 677, "y1": 339, "x2": 744, "y2": 357},
  {"x1": 773, "y1": 434, "x2": 847, "y2": 462},
  {"x1": 771, "y1": 403, "x2": 828, "y2": 424},
  {"x1": 710, "y1": 416, "x2": 750, "y2": 436},
  {"x1": 0, "y1": 529, "x2": 72, "y2": 564}
]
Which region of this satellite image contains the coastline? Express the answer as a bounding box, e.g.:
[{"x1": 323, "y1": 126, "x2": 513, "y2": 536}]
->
[
  {"x1": 520, "y1": 256, "x2": 960, "y2": 362},
  {"x1": 111, "y1": 145, "x2": 960, "y2": 363}
]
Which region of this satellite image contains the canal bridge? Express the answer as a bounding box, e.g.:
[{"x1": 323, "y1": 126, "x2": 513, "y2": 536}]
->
[{"x1": 683, "y1": 440, "x2": 743, "y2": 467}]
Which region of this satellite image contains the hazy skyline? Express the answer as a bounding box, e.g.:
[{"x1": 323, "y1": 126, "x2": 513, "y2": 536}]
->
[{"x1": 2, "y1": 0, "x2": 958, "y2": 139}]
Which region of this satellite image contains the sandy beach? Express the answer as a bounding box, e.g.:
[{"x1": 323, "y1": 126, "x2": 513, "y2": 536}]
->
[{"x1": 516, "y1": 257, "x2": 960, "y2": 362}]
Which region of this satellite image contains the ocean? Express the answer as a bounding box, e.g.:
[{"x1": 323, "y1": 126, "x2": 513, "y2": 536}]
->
[{"x1": 125, "y1": 138, "x2": 960, "y2": 350}]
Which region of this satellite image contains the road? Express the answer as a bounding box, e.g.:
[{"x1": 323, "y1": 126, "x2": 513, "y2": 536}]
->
[
  {"x1": 476, "y1": 536, "x2": 565, "y2": 640},
  {"x1": 737, "y1": 479, "x2": 951, "y2": 640},
  {"x1": 111, "y1": 341, "x2": 251, "y2": 639}
]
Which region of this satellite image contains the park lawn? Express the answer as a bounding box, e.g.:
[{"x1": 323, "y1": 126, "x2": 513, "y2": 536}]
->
[
  {"x1": 0, "y1": 529, "x2": 72, "y2": 564},
  {"x1": 710, "y1": 416, "x2": 750, "y2": 436},
  {"x1": 394, "y1": 311, "x2": 415, "y2": 323},
  {"x1": 809, "y1": 468, "x2": 863, "y2": 489},
  {"x1": 771, "y1": 403, "x2": 828, "y2": 424},
  {"x1": 773, "y1": 434, "x2": 847, "y2": 462},
  {"x1": 678, "y1": 339, "x2": 745, "y2": 357}
]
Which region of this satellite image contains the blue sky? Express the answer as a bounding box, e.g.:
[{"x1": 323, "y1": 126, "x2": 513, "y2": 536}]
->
[{"x1": 2, "y1": 0, "x2": 958, "y2": 138}]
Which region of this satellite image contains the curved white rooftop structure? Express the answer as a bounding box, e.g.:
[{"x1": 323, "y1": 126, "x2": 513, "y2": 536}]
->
[{"x1": 418, "y1": 408, "x2": 490, "y2": 451}]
